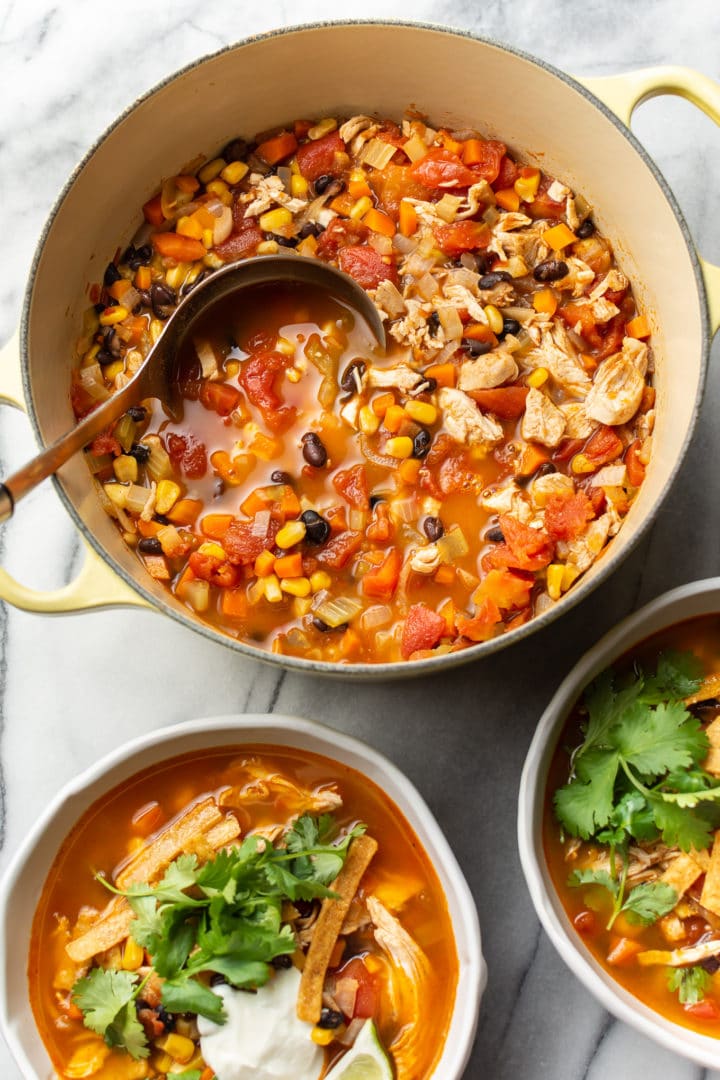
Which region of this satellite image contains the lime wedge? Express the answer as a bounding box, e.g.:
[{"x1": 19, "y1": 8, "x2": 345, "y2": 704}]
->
[{"x1": 324, "y1": 1020, "x2": 394, "y2": 1080}]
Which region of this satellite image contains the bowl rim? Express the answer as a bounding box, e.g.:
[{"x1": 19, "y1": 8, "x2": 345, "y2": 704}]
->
[
  {"x1": 0, "y1": 711, "x2": 484, "y2": 1079},
  {"x1": 518, "y1": 576, "x2": 720, "y2": 1068},
  {"x1": 18, "y1": 18, "x2": 712, "y2": 678}
]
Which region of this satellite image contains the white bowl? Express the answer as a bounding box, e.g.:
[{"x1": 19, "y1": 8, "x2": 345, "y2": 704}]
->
[
  {"x1": 518, "y1": 577, "x2": 720, "y2": 1069},
  {"x1": 0, "y1": 713, "x2": 484, "y2": 1079}
]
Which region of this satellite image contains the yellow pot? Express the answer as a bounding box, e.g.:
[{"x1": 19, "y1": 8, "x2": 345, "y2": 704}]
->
[{"x1": 1, "y1": 22, "x2": 719, "y2": 677}]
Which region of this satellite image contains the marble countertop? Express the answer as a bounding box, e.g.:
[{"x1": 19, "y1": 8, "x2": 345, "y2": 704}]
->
[{"x1": 2, "y1": 1, "x2": 720, "y2": 1077}]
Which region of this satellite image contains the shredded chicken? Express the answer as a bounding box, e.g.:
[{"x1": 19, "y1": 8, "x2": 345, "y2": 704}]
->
[
  {"x1": 522, "y1": 323, "x2": 591, "y2": 396},
  {"x1": 521, "y1": 387, "x2": 567, "y2": 447},
  {"x1": 458, "y1": 351, "x2": 518, "y2": 391},
  {"x1": 586, "y1": 337, "x2": 649, "y2": 426},
  {"x1": 437, "y1": 387, "x2": 504, "y2": 448}
]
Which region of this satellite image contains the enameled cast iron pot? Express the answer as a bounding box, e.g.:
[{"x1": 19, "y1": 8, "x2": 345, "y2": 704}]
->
[{"x1": 1, "y1": 21, "x2": 720, "y2": 678}]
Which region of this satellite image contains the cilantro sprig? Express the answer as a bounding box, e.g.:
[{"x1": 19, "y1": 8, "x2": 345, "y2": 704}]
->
[
  {"x1": 72, "y1": 813, "x2": 365, "y2": 1059},
  {"x1": 668, "y1": 965, "x2": 711, "y2": 1005}
]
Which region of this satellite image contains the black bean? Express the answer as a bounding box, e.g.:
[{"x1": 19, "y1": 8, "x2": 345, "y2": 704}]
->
[
  {"x1": 223, "y1": 137, "x2": 248, "y2": 163},
  {"x1": 271, "y1": 469, "x2": 293, "y2": 485},
  {"x1": 94, "y1": 302, "x2": 106, "y2": 314},
  {"x1": 102, "y1": 325, "x2": 123, "y2": 356},
  {"x1": 500, "y1": 317, "x2": 521, "y2": 338},
  {"x1": 180, "y1": 268, "x2": 212, "y2": 298},
  {"x1": 533, "y1": 259, "x2": 568, "y2": 283},
  {"x1": 576, "y1": 218, "x2": 596, "y2": 239},
  {"x1": 318, "y1": 1008, "x2": 345, "y2": 1030},
  {"x1": 294, "y1": 900, "x2": 316, "y2": 918},
  {"x1": 462, "y1": 338, "x2": 493, "y2": 357},
  {"x1": 271, "y1": 954, "x2": 293, "y2": 970},
  {"x1": 479, "y1": 271, "x2": 512, "y2": 289},
  {"x1": 312, "y1": 617, "x2": 347, "y2": 633},
  {"x1": 701, "y1": 956, "x2": 720, "y2": 974},
  {"x1": 475, "y1": 252, "x2": 494, "y2": 275},
  {"x1": 96, "y1": 349, "x2": 115, "y2": 366},
  {"x1": 423, "y1": 516, "x2": 444, "y2": 541},
  {"x1": 127, "y1": 406, "x2": 147, "y2": 422},
  {"x1": 313, "y1": 174, "x2": 337, "y2": 195},
  {"x1": 301, "y1": 432, "x2": 328, "y2": 468},
  {"x1": 416, "y1": 375, "x2": 437, "y2": 394},
  {"x1": 214, "y1": 479, "x2": 225, "y2": 498},
  {"x1": 122, "y1": 245, "x2": 136, "y2": 265},
  {"x1": 264, "y1": 232, "x2": 299, "y2": 248},
  {"x1": 133, "y1": 289, "x2": 151, "y2": 312},
  {"x1": 340, "y1": 359, "x2": 366, "y2": 394},
  {"x1": 299, "y1": 222, "x2": 324, "y2": 239},
  {"x1": 413, "y1": 429, "x2": 432, "y2": 459},
  {"x1": 369, "y1": 494, "x2": 386, "y2": 509},
  {"x1": 129, "y1": 442, "x2": 151, "y2": 464},
  {"x1": 535, "y1": 462, "x2": 557, "y2": 477},
  {"x1": 138, "y1": 537, "x2": 163, "y2": 554},
  {"x1": 103, "y1": 262, "x2": 121, "y2": 287},
  {"x1": 125, "y1": 244, "x2": 152, "y2": 269},
  {"x1": 154, "y1": 514, "x2": 170, "y2": 525},
  {"x1": 486, "y1": 526, "x2": 504, "y2": 543},
  {"x1": 427, "y1": 311, "x2": 441, "y2": 335},
  {"x1": 150, "y1": 282, "x2": 177, "y2": 320},
  {"x1": 301, "y1": 509, "x2": 331, "y2": 545},
  {"x1": 155, "y1": 1006, "x2": 175, "y2": 1032}
]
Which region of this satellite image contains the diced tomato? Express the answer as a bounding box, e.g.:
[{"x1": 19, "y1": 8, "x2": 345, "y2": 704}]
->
[
  {"x1": 188, "y1": 551, "x2": 240, "y2": 588},
  {"x1": 89, "y1": 432, "x2": 122, "y2": 457},
  {"x1": 151, "y1": 233, "x2": 206, "y2": 262},
  {"x1": 401, "y1": 603, "x2": 447, "y2": 659},
  {"x1": 475, "y1": 568, "x2": 534, "y2": 611},
  {"x1": 433, "y1": 220, "x2": 491, "y2": 255},
  {"x1": 584, "y1": 425, "x2": 624, "y2": 468},
  {"x1": 559, "y1": 301, "x2": 600, "y2": 344},
  {"x1": 224, "y1": 516, "x2": 279, "y2": 566},
  {"x1": 525, "y1": 179, "x2": 566, "y2": 220},
  {"x1": 594, "y1": 313, "x2": 626, "y2": 360},
  {"x1": 494, "y1": 154, "x2": 519, "y2": 191},
  {"x1": 362, "y1": 547, "x2": 402, "y2": 600},
  {"x1": 239, "y1": 350, "x2": 295, "y2": 433},
  {"x1": 573, "y1": 910, "x2": 598, "y2": 937},
  {"x1": 625, "y1": 439, "x2": 646, "y2": 487},
  {"x1": 333, "y1": 464, "x2": 369, "y2": 509},
  {"x1": 366, "y1": 502, "x2": 394, "y2": 543},
  {"x1": 686, "y1": 999, "x2": 720, "y2": 1021},
  {"x1": 215, "y1": 220, "x2": 263, "y2": 262},
  {"x1": 468, "y1": 386, "x2": 529, "y2": 419},
  {"x1": 455, "y1": 597, "x2": 502, "y2": 642},
  {"x1": 486, "y1": 515, "x2": 554, "y2": 572},
  {"x1": 408, "y1": 148, "x2": 477, "y2": 190},
  {"x1": 552, "y1": 438, "x2": 585, "y2": 464},
  {"x1": 465, "y1": 139, "x2": 506, "y2": 183},
  {"x1": 199, "y1": 381, "x2": 242, "y2": 417},
  {"x1": 142, "y1": 194, "x2": 164, "y2": 227},
  {"x1": 544, "y1": 491, "x2": 595, "y2": 541},
  {"x1": 316, "y1": 530, "x2": 363, "y2": 570},
  {"x1": 296, "y1": 130, "x2": 346, "y2": 181},
  {"x1": 316, "y1": 218, "x2": 369, "y2": 260},
  {"x1": 336, "y1": 958, "x2": 377, "y2": 1020},
  {"x1": 371, "y1": 163, "x2": 428, "y2": 221},
  {"x1": 166, "y1": 433, "x2": 208, "y2": 479},
  {"x1": 338, "y1": 245, "x2": 397, "y2": 289}
]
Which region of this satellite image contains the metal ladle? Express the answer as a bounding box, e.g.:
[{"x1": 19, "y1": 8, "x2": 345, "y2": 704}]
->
[{"x1": 0, "y1": 254, "x2": 386, "y2": 523}]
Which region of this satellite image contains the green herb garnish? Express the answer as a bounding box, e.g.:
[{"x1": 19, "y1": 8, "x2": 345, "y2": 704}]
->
[
  {"x1": 668, "y1": 965, "x2": 711, "y2": 1005},
  {"x1": 72, "y1": 813, "x2": 365, "y2": 1058},
  {"x1": 568, "y1": 869, "x2": 677, "y2": 929}
]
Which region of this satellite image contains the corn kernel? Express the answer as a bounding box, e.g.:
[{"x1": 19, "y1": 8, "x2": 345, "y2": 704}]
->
[
  {"x1": 259, "y1": 207, "x2": 293, "y2": 232},
  {"x1": 104, "y1": 483, "x2": 128, "y2": 509},
  {"x1": 150, "y1": 317, "x2": 164, "y2": 342},
  {"x1": 281, "y1": 577, "x2": 312, "y2": 598},
  {"x1": 156, "y1": 1032, "x2": 195, "y2": 1063},
  {"x1": 275, "y1": 520, "x2": 307, "y2": 549},
  {"x1": 310, "y1": 570, "x2": 332, "y2": 592},
  {"x1": 113, "y1": 455, "x2": 138, "y2": 483},
  {"x1": 275, "y1": 336, "x2": 296, "y2": 357},
  {"x1": 82, "y1": 343, "x2": 101, "y2": 367},
  {"x1": 202, "y1": 227, "x2": 214, "y2": 249},
  {"x1": 155, "y1": 480, "x2": 182, "y2": 514},
  {"x1": 514, "y1": 169, "x2": 541, "y2": 202},
  {"x1": 484, "y1": 305, "x2": 504, "y2": 335},
  {"x1": 290, "y1": 174, "x2": 309, "y2": 198},
  {"x1": 385, "y1": 436, "x2": 414, "y2": 459},
  {"x1": 103, "y1": 360, "x2": 124, "y2": 382},
  {"x1": 165, "y1": 262, "x2": 189, "y2": 290},
  {"x1": 349, "y1": 196, "x2": 373, "y2": 221},
  {"x1": 547, "y1": 563, "x2": 565, "y2": 601},
  {"x1": 257, "y1": 240, "x2": 280, "y2": 255},
  {"x1": 203, "y1": 251, "x2": 225, "y2": 269},
  {"x1": 176, "y1": 215, "x2": 204, "y2": 240},
  {"x1": 197, "y1": 541, "x2": 227, "y2": 560},
  {"x1": 122, "y1": 937, "x2": 144, "y2": 971},
  {"x1": 198, "y1": 157, "x2": 227, "y2": 185},
  {"x1": 206, "y1": 178, "x2": 232, "y2": 204},
  {"x1": 263, "y1": 574, "x2": 283, "y2": 603},
  {"x1": 220, "y1": 160, "x2": 249, "y2": 185},
  {"x1": 308, "y1": 117, "x2": 338, "y2": 140},
  {"x1": 405, "y1": 400, "x2": 438, "y2": 425},
  {"x1": 99, "y1": 306, "x2": 128, "y2": 326},
  {"x1": 571, "y1": 453, "x2": 596, "y2": 475},
  {"x1": 562, "y1": 563, "x2": 581, "y2": 591},
  {"x1": 311, "y1": 1025, "x2": 336, "y2": 1046},
  {"x1": 359, "y1": 406, "x2": 381, "y2": 435},
  {"x1": 528, "y1": 367, "x2": 549, "y2": 389},
  {"x1": 152, "y1": 1051, "x2": 174, "y2": 1073}
]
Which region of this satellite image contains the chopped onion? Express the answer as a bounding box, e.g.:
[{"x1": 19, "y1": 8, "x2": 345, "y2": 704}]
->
[
  {"x1": 143, "y1": 435, "x2": 173, "y2": 482},
  {"x1": 435, "y1": 194, "x2": 464, "y2": 222},
  {"x1": 392, "y1": 233, "x2": 418, "y2": 256},
  {"x1": 417, "y1": 272, "x2": 439, "y2": 300},
  {"x1": 432, "y1": 340, "x2": 461, "y2": 366},
  {"x1": 445, "y1": 267, "x2": 481, "y2": 291},
  {"x1": 438, "y1": 306, "x2": 463, "y2": 341},
  {"x1": 402, "y1": 132, "x2": 428, "y2": 163},
  {"x1": 118, "y1": 286, "x2": 140, "y2": 314},
  {"x1": 437, "y1": 526, "x2": 469, "y2": 561},
  {"x1": 125, "y1": 483, "x2": 153, "y2": 515},
  {"x1": 361, "y1": 138, "x2": 397, "y2": 170},
  {"x1": 338, "y1": 1017, "x2": 366, "y2": 1048},
  {"x1": 389, "y1": 496, "x2": 417, "y2": 524},
  {"x1": 502, "y1": 305, "x2": 541, "y2": 324},
  {"x1": 360, "y1": 605, "x2": 392, "y2": 630},
  {"x1": 334, "y1": 978, "x2": 359, "y2": 1018},
  {"x1": 459, "y1": 252, "x2": 479, "y2": 272},
  {"x1": 251, "y1": 509, "x2": 271, "y2": 537},
  {"x1": 180, "y1": 578, "x2": 210, "y2": 613},
  {"x1": 277, "y1": 166, "x2": 292, "y2": 193},
  {"x1": 368, "y1": 233, "x2": 393, "y2": 256},
  {"x1": 404, "y1": 253, "x2": 436, "y2": 279},
  {"x1": 348, "y1": 509, "x2": 367, "y2": 532},
  {"x1": 79, "y1": 363, "x2": 110, "y2": 402},
  {"x1": 313, "y1": 596, "x2": 362, "y2": 628},
  {"x1": 194, "y1": 337, "x2": 219, "y2": 379},
  {"x1": 213, "y1": 205, "x2": 233, "y2": 246},
  {"x1": 374, "y1": 279, "x2": 405, "y2": 316}
]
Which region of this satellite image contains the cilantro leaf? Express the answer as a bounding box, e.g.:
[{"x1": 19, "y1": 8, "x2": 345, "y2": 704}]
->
[
  {"x1": 648, "y1": 795, "x2": 715, "y2": 853},
  {"x1": 610, "y1": 700, "x2": 708, "y2": 778},
  {"x1": 621, "y1": 881, "x2": 678, "y2": 925},
  {"x1": 668, "y1": 965, "x2": 711, "y2": 1005},
  {"x1": 568, "y1": 868, "x2": 618, "y2": 896},
  {"x1": 72, "y1": 969, "x2": 148, "y2": 1060},
  {"x1": 642, "y1": 650, "x2": 704, "y2": 703},
  {"x1": 554, "y1": 748, "x2": 620, "y2": 838},
  {"x1": 162, "y1": 976, "x2": 227, "y2": 1023}
]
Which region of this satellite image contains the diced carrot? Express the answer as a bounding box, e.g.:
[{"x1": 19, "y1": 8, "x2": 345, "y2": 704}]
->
[
  {"x1": 533, "y1": 288, "x2": 558, "y2": 316},
  {"x1": 330, "y1": 191, "x2": 356, "y2": 217},
  {"x1": 122, "y1": 316, "x2": 147, "y2": 347},
  {"x1": 294, "y1": 118, "x2": 313, "y2": 139},
  {"x1": 221, "y1": 588, "x2": 249, "y2": 619},
  {"x1": 240, "y1": 489, "x2": 270, "y2": 517},
  {"x1": 439, "y1": 130, "x2": 463, "y2": 155},
  {"x1": 256, "y1": 131, "x2": 298, "y2": 166},
  {"x1": 606, "y1": 936, "x2": 644, "y2": 967},
  {"x1": 167, "y1": 499, "x2": 202, "y2": 526},
  {"x1": 137, "y1": 519, "x2": 163, "y2": 538},
  {"x1": 363, "y1": 208, "x2": 396, "y2": 237},
  {"x1": 372, "y1": 392, "x2": 396, "y2": 417},
  {"x1": 383, "y1": 404, "x2": 406, "y2": 433},
  {"x1": 495, "y1": 188, "x2": 521, "y2": 212},
  {"x1": 151, "y1": 232, "x2": 206, "y2": 262},
  {"x1": 362, "y1": 547, "x2": 402, "y2": 599},
  {"x1": 254, "y1": 550, "x2": 276, "y2": 577},
  {"x1": 142, "y1": 193, "x2": 165, "y2": 227},
  {"x1": 274, "y1": 552, "x2": 303, "y2": 578},
  {"x1": 515, "y1": 443, "x2": 551, "y2": 477},
  {"x1": 348, "y1": 178, "x2": 372, "y2": 199},
  {"x1": 201, "y1": 513, "x2": 234, "y2": 540},
  {"x1": 434, "y1": 565, "x2": 455, "y2": 586},
  {"x1": 543, "y1": 223, "x2": 577, "y2": 251},
  {"x1": 461, "y1": 139, "x2": 486, "y2": 165},
  {"x1": 626, "y1": 314, "x2": 651, "y2": 339},
  {"x1": 175, "y1": 174, "x2": 200, "y2": 195},
  {"x1": 424, "y1": 362, "x2": 456, "y2": 388},
  {"x1": 135, "y1": 265, "x2": 152, "y2": 290},
  {"x1": 398, "y1": 458, "x2": 421, "y2": 485},
  {"x1": 463, "y1": 322, "x2": 498, "y2": 345},
  {"x1": 625, "y1": 438, "x2": 647, "y2": 487},
  {"x1": 338, "y1": 627, "x2": 362, "y2": 659},
  {"x1": 279, "y1": 486, "x2": 301, "y2": 519},
  {"x1": 108, "y1": 278, "x2": 132, "y2": 301},
  {"x1": 399, "y1": 200, "x2": 418, "y2": 237}
]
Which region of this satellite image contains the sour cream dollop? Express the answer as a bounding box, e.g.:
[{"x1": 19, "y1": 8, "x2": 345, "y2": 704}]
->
[{"x1": 197, "y1": 967, "x2": 324, "y2": 1080}]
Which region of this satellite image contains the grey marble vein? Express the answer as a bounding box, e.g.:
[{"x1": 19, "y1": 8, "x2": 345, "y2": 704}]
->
[{"x1": 1, "y1": 1, "x2": 720, "y2": 1078}]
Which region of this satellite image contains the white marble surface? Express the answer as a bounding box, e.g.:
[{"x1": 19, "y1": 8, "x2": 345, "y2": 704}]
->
[{"x1": 1, "y1": 1, "x2": 720, "y2": 1077}]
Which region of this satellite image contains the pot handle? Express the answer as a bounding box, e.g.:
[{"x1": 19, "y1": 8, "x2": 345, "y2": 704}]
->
[
  {"x1": 0, "y1": 330, "x2": 152, "y2": 613},
  {"x1": 577, "y1": 66, "x2": 720, "y2": 335}
]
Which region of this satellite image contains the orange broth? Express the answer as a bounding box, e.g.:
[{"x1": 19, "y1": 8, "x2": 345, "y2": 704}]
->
[
  {"x1": 30, "y1": 744, "x2": 458, "y2": 1078},
  {"x1": 544, "y1": 614, "x2": 720, "y2": 1037}
]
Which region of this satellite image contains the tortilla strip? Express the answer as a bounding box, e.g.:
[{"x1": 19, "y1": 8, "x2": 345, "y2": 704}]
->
[
  {"x1": 686, "y1": 674, "x2": 720, "y2": 706},
  {"x1": 638, "y1": 937, "x2": 720, "y2": 967},
  {"x1": 701, "y1": 832, "x2": 720, "y2": 917},
  {"x1": 704, "y1": 749, "x2": 720, "y2": 777},
  {"x1": 660, "y1": 852, "x2": 704, "y2": 898},
  {"x1": 296, "y1": 834, "x2": 378, "y2": 1023},
  {"x1": 66, "y1": 805, "x2": 239, "y2": 964},
  {"x1": 116, "y1": 797, "x2": 222, "y2": 889}
]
